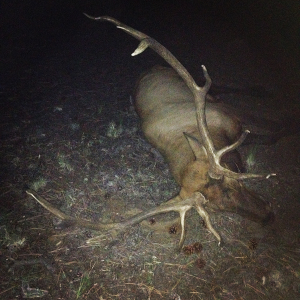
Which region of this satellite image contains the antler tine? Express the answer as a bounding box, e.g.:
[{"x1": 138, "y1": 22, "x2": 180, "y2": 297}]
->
[
  {"x1": 83, "y1": 14, "x2": 197, "y2": 94},
  {"x1": 84, "y1": 14, "x2": 275, "y2": 181},
  {"x1": 86, "y1": 192, "x2": 222, "y2": 249},
  {"x1": 26, "y1": 189, "x2": 221, "y2": 249}
]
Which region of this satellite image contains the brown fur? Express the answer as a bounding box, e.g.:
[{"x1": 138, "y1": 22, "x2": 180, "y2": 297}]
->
[
  {"x1": 27, "y1": 16, "x2": 275, "y2": 249},
  {"x1": 135, "y1": 65, "x2": 274, "y2": 224}
]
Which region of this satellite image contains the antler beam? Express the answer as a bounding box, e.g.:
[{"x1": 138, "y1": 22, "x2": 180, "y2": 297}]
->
[{"x1": 83, "y1": 14, "x2": 275, "y2": 180}]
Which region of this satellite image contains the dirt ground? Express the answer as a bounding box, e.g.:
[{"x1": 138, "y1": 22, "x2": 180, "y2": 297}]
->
[{"x1": 1, "y1": 4, "x2": 299, "y2": 300}]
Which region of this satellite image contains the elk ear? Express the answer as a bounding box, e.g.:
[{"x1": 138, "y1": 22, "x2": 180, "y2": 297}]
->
[{"x1": 183, "y1": 132, "x2": 207, "y2": 160}]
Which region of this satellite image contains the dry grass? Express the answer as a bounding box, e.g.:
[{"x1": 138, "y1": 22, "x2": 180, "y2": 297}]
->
[
  {"x1": 1, "y1": 12, "x2": 299, "y2": 298},
  {"x1": 1, "y1": 94, "x2": 299, "y2": 299}
]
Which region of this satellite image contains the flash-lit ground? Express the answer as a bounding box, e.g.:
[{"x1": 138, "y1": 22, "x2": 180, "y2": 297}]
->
[{"x1": 1, "y1": 2, "x2": 299, "y2": 299}]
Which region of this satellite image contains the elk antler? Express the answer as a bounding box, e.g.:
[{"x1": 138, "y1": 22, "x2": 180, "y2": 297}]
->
[
  {"x1": 26, "y1": 189, "x2": 222, "y2": 249},
  {"x1": 25, "y1": 16, "x2": 276, "y2": 251},
  {"x1": 83, "y1": 13, "x2": 275, "y2": 181}
]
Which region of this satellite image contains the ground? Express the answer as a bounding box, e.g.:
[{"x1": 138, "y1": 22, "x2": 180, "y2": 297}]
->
[{"x1": 0, "y1": 4, "x2": 299, "y2": 300}]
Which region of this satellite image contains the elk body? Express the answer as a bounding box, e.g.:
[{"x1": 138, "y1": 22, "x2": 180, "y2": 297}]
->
[
  {"x1": 135, "y1": 65, "x2": 274, "y2": 224},
  {"x1": 26, "y1": 15, "x2": 275, "y2": 250}
]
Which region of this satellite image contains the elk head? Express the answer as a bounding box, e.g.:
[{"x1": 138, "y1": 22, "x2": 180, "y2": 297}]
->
[{"x1": 26, "y1": 15, "x2": 275, "y2": 250}]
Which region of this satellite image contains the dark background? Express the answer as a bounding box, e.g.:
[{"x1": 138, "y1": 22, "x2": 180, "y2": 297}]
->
[
  {"x1": 1, "y1": 0, "x2": 299, "y2": 81},
  {"x1": 0, "y1": 1, "x2": 299, "y2": 133},
  {"x1": 0, "y1": 3, "x2": 299, "y2": 298}
]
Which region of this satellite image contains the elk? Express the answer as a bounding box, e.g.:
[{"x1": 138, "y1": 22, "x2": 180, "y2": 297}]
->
[{"x1": 26, "y1": 15, "x2": 276, "y2": 250}]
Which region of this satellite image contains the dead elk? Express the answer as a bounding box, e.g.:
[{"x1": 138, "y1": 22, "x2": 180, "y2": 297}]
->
[{"x1": 26, "y1": 15, "x2": 276, "y2": 250}]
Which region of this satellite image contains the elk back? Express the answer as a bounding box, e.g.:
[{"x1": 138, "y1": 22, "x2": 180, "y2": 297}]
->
[{"x1": 134, "y1": 65, "x2": 274, "y2": 225}]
